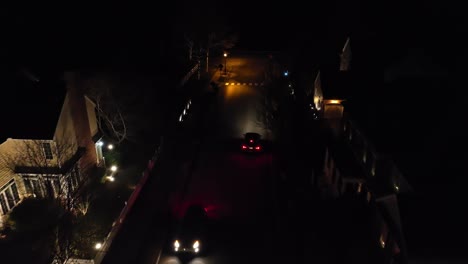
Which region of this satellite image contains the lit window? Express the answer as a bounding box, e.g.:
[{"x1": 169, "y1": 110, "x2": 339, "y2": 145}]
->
[
  {"x1": 10, "y1": 183, "x2": 20, "y2": 202},
  {"x1": 34, "y1": 180, "x2": 44, "y2": 198},
  {"x1": 0, "y1": 180, "x2": 21, "y2": 214},
  {"x1": 24, "y1": 179, "x2": 34, "y2": 195},
  {"x1": 4, "y1": 188, "x2": 15, "y2": 209},
  {"x1": 42, "y1": 143, "x2": 53, "y2": 159},
  {"x1": 0, "y1": 193, "x2": 8, "y2": 215}
]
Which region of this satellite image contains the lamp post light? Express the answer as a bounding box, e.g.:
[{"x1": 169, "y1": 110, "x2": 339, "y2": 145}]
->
[
  {"x1": 95, "y1": 242, "x2": 102, "y2": 250},
  {"x1": 223, "y1": 52, "x2": 228, "y2": 75}
]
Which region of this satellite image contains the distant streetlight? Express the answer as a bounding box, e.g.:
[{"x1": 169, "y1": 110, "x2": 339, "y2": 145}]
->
[
  {"x1": 110, "y1": 165, "x2": 118, "y2": 172},
  {"x1": 107, "y1": 144, "x2": 114, "y2": 150},
  {"x1": 223, "y1": 52, "x2": 228, "y2": 75},
  {"x1": 95, "y1": 242, "x2": 102, "y2": 250}
]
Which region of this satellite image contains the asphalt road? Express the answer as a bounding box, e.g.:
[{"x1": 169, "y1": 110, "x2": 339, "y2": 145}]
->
[
  {"x1": 98, "y1": 53, "x2": 388, "y2": 264},
  {"x1": 159, "y1": 54, "x2": 278, "y2": 264},
  {"x1": 100, "y1": 53, "x2": 281, "y2": 264}
]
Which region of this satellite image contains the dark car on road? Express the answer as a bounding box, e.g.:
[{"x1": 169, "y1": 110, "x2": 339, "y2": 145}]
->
[
  {"x1": 241, "y1": 132, "x2": 262, "y2": 153},
  {"x1": 171, "y1": 205, "x2": 209, "y2": 257}
]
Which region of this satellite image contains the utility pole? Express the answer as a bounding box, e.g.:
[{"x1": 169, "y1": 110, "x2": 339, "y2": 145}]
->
[{"x1": 223, "y1": 52, "x2": 228, "y2": 75}]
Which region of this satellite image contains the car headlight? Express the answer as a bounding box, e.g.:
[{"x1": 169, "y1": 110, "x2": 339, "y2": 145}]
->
[{"x1": 193, "y1": 240, "x2": 200, "y2": 249}]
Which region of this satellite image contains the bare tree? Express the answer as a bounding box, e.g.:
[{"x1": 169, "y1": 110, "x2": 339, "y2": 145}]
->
[
  {"x1": 81, "y1": 73, "x2": 130, "y2": 144},
  {"x1": 0, "y1": 138, "x2": 96, "y2": 263},
  {"x1": 81, "y1": 71, "x2": 166, "y2": 145},
  {"x1": 256, "y1": 84, "x2": 279, "y2": 133},
  {"x1": 204, "y1": 32, "x2": 238, "y2": 72},
  {"x1": 256, "y1": 60, "x2": 287, "y2": 138},
  {"x1": 75, "y1": 193, "x2": 92, "y2": 216},
  {"x1": 172, "y1": 1, "x2": 237, "y2": 72},
  {"x1": 0, "y1": 139, "x2": 85, "y2": 207}
]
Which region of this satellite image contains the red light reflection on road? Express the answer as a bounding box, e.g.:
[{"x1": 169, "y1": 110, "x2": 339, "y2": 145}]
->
[
  {"x1": 168, "y1": 152, "x2": 272, "y2": 222},
  {"x1": 169, "y1": 192, "x2": 229, "y2": 220}
]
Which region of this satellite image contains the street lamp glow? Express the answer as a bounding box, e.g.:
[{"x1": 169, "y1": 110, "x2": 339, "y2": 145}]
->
[
  {"x1": 97, "y1": 141, "x2": 104, "y2": 147},
  {"x1": 106, "y1": 176, "x2": 115, "y2": 182},
  {"x1": 107, "y1": 144, "x2": 114, "y2": 150},
  {"x1": 95, "y1": 243, "x2": 102, "y2": 250},
  {"x1": 110, "y1": 165, "x2": 118, "y2": 172},
  {"x1": 224, "y1": 52, "x2": 227, "y2": 57}
]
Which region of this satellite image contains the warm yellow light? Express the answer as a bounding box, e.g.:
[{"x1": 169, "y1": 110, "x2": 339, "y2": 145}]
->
[
  {"x1": 110, "y1": 165, "x2": 118, "y2": 172},
  {"x1": 330, "y1": 100, "x2": 340, "y2": 104},
  {"x1": 380, "y1": 240, "x2": 386, "y2": 248},
  {"x1": 224, "y1": 53, "x2": 227, "y2": 57},
  {"x1": 95, "y1": 243, "x2": 102, "y2": 249},
  {"x1": 193, "y1": 240, "x2": 200, "y2": 249},
  {"x1": 108, "y1": 144, "x2": 114, "y2": 150}
]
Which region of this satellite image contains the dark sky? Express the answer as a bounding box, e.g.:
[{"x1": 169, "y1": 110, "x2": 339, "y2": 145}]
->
[{"x1": 1, "y1": 1, "x2": 359, "y2": 141}]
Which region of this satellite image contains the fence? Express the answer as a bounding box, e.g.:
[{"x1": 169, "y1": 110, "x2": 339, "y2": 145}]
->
[{"x1": 93, "y1": 140, "x2": 163, "y2": 264}]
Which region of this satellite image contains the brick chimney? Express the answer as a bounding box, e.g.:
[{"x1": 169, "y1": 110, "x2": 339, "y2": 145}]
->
[{"x1": 63, "y1": 72, "x2": 97, "y2": 173}]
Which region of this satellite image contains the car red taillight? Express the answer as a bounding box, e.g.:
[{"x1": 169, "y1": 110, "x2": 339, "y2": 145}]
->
[
  {"x1": 249, "y1": 140, "x2": 253, "y2": 143},
  {"x1": 255, "y1": 146, "x2": 261, "y2": 150},
  {"x1": 242, "y1": 145, "x2": 247, "y2": 149}
]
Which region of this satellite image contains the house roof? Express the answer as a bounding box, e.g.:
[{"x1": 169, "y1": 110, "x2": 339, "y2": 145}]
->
[
  {"x1": 15, "y1": 147, "x2": 85, "y2": 175},
  {"x1": 0, "y1": 64, "x2": 66, "y2": 142}
]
